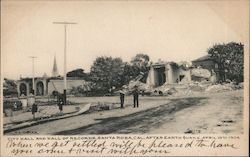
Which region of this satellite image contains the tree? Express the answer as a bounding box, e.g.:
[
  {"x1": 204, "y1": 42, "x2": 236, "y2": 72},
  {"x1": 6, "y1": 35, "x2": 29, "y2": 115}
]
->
[
  {"x1": 207, "y1": 42, "x2": 244, "y2": 82},
  {"x1": 89, "y1": 54, "x2": 151, "y2": 95},
  {"x1": 130, "y1": 53, "x2": 150, "y2": 83},
  {"x1": 120, "y1": 62, "x2": 137, "y2": 85},
  {"x1": 3, "y1": 78, "x2": 18, "y2": 96},
  {"x1": 90, "y1": 56, "x2": 124, "y2": 94},
  {"x1": 131, "y1": 53, "x2": 150, "y2": 67},
  {"x1": 67, "y1": 68, "x2": 90, "y2": 80}
]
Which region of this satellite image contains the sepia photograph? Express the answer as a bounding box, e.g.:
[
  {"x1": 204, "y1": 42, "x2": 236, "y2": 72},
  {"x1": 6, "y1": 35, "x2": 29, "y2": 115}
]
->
[
  {"x1": 2, "y1": 0, "x2": 249, "y2": 156},
  {"x1": 1, "y1": 0, "x2": 248, "y2": 145},
  {"x1": 2, "y1": 0, "x2": 248, "y2": 137}
]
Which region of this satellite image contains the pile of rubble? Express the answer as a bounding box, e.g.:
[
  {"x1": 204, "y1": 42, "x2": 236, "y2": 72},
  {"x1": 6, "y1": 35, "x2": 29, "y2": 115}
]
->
[
  {"x1": 205, "y1": 84, "x2": 233, "y2": 93},
  {"x1": 151, "y1": 84, "x2": 177, "y2": 96},
  {"x1": 205, "y1": 82, "x2": 243, "y2": 93},
  {"x1": 127, "y1": 80, "x2": 151, "y2": 91},
  {"x1": 136, "y1": 81, "x2": 242, "y2": 96},
  {"x1": 191, "y1": 68, "x2": 211, "y2": 79},
  {"x1": 88, "y1": 102, "x2": 121, "y2": 112},
  {"x1": 122, "y1": 75, "x2": 243, "y2": 97}
]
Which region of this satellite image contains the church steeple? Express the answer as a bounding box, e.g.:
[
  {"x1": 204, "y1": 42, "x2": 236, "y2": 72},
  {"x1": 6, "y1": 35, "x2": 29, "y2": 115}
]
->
[{"x1": 52, "y1": 55, "x2": 59, "y2": 77}]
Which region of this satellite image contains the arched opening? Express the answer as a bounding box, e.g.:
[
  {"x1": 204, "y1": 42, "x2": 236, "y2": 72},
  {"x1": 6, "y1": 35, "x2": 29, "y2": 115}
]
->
[
  {"x1": 20, "y1": 83, "x2": 27, "y2": 96},
  {"x1": 36, "y1": 81, "x2": 44, "y2": 96},
  {"x1": 155, "y1": 67, "x2": 166, "y2": 86}
]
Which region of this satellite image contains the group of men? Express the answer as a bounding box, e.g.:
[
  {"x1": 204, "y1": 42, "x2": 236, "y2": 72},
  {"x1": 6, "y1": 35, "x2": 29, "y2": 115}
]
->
[
  {"x1": 56, "y1": 86, "x2": 141, "y2": 112},
  {"x1": 119, "y1": 86, "x2": 140, "y2": 109}
]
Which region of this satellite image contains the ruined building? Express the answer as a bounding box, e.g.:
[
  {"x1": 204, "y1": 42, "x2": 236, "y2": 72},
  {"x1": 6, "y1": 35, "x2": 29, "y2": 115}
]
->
[
  {"x1": 191, "y1": 54, "x2": 218, "y2": 72},
  {"x1": 146, "y1": 55, "x2": 218, "y2": 88},
  {"x1": 146, "y1": 61, "x2": 191, "y2": 87}
]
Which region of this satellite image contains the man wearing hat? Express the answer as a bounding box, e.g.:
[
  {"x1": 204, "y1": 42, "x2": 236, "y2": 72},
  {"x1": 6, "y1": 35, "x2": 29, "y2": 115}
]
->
[
  {"x1": 119, "y1": 89, "x2": 125, "y2": 108},
  {"x1": 133, "y1": 86, "x2": 139, "y2": 108}
]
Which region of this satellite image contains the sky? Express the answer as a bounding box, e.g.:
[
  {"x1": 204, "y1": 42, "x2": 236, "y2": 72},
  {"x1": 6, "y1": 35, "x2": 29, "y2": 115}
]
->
[{"x1": 1, "y1": 0, "x2": 249, "y2": 80}]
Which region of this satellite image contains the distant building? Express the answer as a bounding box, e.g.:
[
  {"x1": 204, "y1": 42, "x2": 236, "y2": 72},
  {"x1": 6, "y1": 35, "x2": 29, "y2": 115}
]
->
[
  {"x1": 47, "y1": 78, "x2": 91, "y2": 95},
  {"x1": 17, "y1": 76, "x2": 91, "y2": 97},
  {"x1": 192, "y1": 54, "x2": 218, "y2": 72},
  {"x1": 17, "y1": 56, "x2": 90, "y2": 97},
  {"x1": 192, "y1": 54, "x2": 219, "y2": 81},
  {"x1": 17, "y1": 77, "x2": 49, "y2": 96}
]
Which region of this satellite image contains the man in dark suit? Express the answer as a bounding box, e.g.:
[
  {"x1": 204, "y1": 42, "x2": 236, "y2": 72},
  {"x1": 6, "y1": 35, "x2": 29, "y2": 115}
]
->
[
  {"x1": 119, "y1": 90, "x2": 125, "y2": 108},
  {"x1": 32, "y1": 103, "x2": 37, "y2": 119},
  {"x1": 57, "y1": 93, "x2": 64, "y2": 113},
  {"x1": 133, "y1": 86, "x2": 139, "y2": 108}
]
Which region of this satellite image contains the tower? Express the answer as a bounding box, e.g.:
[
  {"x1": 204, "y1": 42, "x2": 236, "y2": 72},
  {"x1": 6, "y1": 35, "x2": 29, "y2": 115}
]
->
[{"x1": 52, "y1": 55, "x2": 59, "y2": 77}]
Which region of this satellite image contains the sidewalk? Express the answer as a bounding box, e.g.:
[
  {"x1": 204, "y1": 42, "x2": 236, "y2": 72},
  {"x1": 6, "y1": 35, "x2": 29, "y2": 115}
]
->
[
  {"x1": 4, "y1": 105, "x2": 81, "y2": 125},
  {"x1": 3, "y1": 104, "x2": 89, "y2": 133}
]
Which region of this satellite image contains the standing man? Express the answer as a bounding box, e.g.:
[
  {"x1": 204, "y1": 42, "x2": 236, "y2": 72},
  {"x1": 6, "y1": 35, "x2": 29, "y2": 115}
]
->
[
  {"x1": 119, "y1": 89, "x2": 125, "y2": 108},
  {"x1": 133, "y1": 86, "x2": 139, "y2": 108},
  {"x1": 32, "y1": 103, "x2": 38, "y2": 119},
  {"x1": 57, "y1": 93, "x2": 64, "y2": 114}
]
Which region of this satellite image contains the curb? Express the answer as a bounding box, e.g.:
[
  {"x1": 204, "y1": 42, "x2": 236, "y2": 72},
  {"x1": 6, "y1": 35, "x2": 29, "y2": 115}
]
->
[{"x1": 4, "y1": 103, "x2": 91, "y2": 134}]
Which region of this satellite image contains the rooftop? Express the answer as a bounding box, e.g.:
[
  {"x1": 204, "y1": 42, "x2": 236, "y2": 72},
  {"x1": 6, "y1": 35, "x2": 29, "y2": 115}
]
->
[{"x1": 192, "y1": 54, "x2": 213, "y2": 62}]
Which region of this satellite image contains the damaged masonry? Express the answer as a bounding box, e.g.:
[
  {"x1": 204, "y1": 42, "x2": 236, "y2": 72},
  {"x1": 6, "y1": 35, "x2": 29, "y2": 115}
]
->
[
  {"x1": 146, "y1": 56, "x2": 217, "y2": 88},
  {"x1": 125, "y1": 54, "x2": 240, "y2": 97}
]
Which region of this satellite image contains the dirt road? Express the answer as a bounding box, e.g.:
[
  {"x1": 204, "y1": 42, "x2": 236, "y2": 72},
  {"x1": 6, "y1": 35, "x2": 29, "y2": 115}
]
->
[{"x1": 6, "y1": 90, "x2": 243, "y2": 135}]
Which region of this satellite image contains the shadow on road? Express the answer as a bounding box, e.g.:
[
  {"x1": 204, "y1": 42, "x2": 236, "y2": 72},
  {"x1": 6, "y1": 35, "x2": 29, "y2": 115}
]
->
[{"x1": 54, "y1": 97, "x2": 207, "y2": 135}]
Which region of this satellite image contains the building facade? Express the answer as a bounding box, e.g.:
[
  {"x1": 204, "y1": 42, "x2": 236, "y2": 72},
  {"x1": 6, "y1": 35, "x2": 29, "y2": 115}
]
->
[
  {"x1": 146, "y1": 55, "x2": 219, "y2": 88},
  {"x1": 17, "y1": 56, "x2": 90, "y2": 97},
  {"x1": 146, "y1": 61, "x2": 192, "y2": 87},
  {"x1": 17, "y1": 77, "x2": 90, "y2": 97},
  {"x1": 17, "y1": 77, "x2": 48, "y2": 96}
]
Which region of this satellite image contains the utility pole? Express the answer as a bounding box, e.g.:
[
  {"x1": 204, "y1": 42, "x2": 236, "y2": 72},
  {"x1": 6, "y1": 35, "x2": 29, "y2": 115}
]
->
[
  {"x1": 29, "y1": 56, "x2": 37, "y2": 95},
  {"x1": 53, "y1": 21, "x2": 77, "y2": 111}
]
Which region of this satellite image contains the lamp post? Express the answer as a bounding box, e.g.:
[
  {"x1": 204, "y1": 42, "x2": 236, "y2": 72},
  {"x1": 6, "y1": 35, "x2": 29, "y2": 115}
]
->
[{"x1": 53, "y1": 21, "x2": 77, "y2": 111}]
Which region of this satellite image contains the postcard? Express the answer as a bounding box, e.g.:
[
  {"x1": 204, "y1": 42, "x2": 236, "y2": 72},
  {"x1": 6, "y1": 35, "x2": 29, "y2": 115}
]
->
[{"x1": 1, "y1": 0, "x2": 249, "y2": 156}]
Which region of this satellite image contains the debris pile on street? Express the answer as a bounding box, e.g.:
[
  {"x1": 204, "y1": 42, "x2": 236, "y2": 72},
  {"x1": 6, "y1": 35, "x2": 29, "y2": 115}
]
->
[
  {"x1": 205, "y1": 84, "x2": 233, "y2": 93},
  {"x1": 127, "y1": 80, "x2": 151, "y2": 91},
  {"x1": 237, "y1": 82, "x2": 244, "y2": 89},
  {"x1": 191, "y1": 68, "x2": 211, "y2": 78},
  {"x1": 38, "y1": 106, "x2": 62, "y2": 116},
  {"x1": 120, "y1": 72, "x2": 230, "y2": 97},
  {"x1": 152, "y1": 83, "x2": 177, "y2": 96},
  {"x1": 89, "y1": 102, "x2": 121, "y2": 112},
  {"x1": 139, "y1": 80, "x2": 243, "y2": 96}
]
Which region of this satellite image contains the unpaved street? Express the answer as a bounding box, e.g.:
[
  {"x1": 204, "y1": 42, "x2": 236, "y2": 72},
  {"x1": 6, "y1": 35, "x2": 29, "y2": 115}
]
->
[{"x1": 6, "y1": 90, "x2": 243, "y2": 135}]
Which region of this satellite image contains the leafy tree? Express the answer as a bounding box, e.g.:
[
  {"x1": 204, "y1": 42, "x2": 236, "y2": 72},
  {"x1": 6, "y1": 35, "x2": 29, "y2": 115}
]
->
[
  {"x1": 130, "y1": 53, "x2": 150, "y2": 83},
  {"x1": 131, "y1": 53, "x2": 150, "y2": 67},
  {"x1": 120, "y1": 62, "x2": 137, "y2": 85},
  {"x1": 3, "y1": 78, "x2": 18, "y2": 96},
  {"x1": 89, "y1": 54, "x2": 151, "y2": 95},
  {"x1": 90, "y1": 56, "x2": 124, "y2": 94},
  {"x1": 207, "y1": 42, "x2": 244, "y2": 82}
]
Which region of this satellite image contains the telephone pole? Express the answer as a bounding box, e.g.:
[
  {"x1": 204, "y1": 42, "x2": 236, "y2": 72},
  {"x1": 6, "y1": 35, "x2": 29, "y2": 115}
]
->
[
  {"x1": 53, "y1": 21, "x2": 77, "y2": 110},
  {"x1": 29, "y1": 56, "x2": 37, "y2": 95}
]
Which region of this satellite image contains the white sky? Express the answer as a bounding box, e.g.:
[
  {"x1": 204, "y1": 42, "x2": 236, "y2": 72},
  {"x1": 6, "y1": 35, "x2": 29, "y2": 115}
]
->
[{"x1": 1, "y1": 0, "x2": 249, "y2": 79}]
